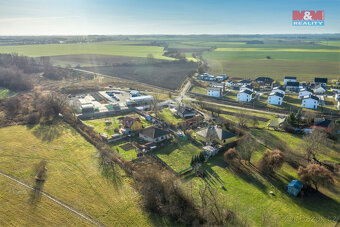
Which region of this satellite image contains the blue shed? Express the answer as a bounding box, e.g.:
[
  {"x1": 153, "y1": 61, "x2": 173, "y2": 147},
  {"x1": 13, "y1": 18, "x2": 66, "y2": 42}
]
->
[{"x1": 287, "y1": 180, "x2": 303, "y2": 196}]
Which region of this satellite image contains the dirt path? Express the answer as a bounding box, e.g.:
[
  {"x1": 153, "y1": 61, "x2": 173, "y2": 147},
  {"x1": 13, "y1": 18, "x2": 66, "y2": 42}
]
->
[{"x1": 0, "y1": 171, "x2": 104, "y2": 227}]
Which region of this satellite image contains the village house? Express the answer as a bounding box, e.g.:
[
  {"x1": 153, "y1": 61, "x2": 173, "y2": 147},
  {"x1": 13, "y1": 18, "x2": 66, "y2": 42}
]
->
[
  {"x1": 255, "y1": 76, "x2": 274, "y2": 86},
  {"x1": 139, "y1": 127, "x2": 170, "y2": 143},
  {"x1": 207, "y1": 87, "x2": 222, "y2": 97},
  {"x1": 199, "y1": 73, "x2": 216, "y2": 81},
  {"x1": 286, "y1": 81, "x2": 300, "y2": 92},
  {"x1": 237, "y1": 79, "x2": 252, "y2": 86},
  {"x1": 313, "y1": 77, "x2": 328, "y2": 87},
  {"x1": 302, "y1": 95, "x2": 319, "y2": 109},
  {"x1": 313, "y1": 118, "x2": 333, "y2": 131},
  {"x1": 216, "y1": 74, "x2": 227, "y2": 81},
  {"x1": 177, "y1": 106, "x2": 196, "y2": 119},
  {"x1": 237, "y1": 90, "x2": 253, "y2": 102},
  {"x1": 203, "y1": 146, "x2": 219, "y2": 158},
  {"x1": 121, "y1": 116, "x2": 143, "y2": 132},
  {"x1": 283, "y1": 76, "x2": 297, "y2": 85},
  {"x1": 196, "y1": 125, "x2": 235, "y2": 143},
  {"x1": 211, "y1": 82, "x2": 225, "y2": 93},
  {"x1": 268, "y1": 92, "x2": 284, "y2": 105},
  {"x1": 239, "y1": 84, "x2": 254, "y2": 92},
  {"x1": 272, "y1": 86, "x2": 285, "y2": 96},
  {"x1": 314, "y1": 85, "x2": 326, "y2": 94},
  {"x1": 298, "y1": 88, "x2": 313, "y2": 99}
]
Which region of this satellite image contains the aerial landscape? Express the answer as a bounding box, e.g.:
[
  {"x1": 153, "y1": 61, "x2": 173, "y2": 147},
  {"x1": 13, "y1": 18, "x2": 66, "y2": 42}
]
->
[{"x1": 0, "y1": 0, "x2": 339, "y2": 226}]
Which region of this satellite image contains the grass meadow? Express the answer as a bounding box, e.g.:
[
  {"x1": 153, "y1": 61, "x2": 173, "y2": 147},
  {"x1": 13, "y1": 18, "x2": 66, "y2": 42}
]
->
[
  {"x1": 0, "y1": 121, "x2": 171, "y2": 226},
  {"x1": 183, "y1": 128, "x2": 340, "y2": 226}
]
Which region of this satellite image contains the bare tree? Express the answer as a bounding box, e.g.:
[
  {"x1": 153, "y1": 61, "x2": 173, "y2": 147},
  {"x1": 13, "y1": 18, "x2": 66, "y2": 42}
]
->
[
  {"x1": 237, "y1": 134, "x2": 255, "y2": 164},
  {"x1": 259, "y1": 150, "x2": 284, "y2": 174},
  {"x1": 303, "y1": 128, "x2": 327, "y2": 160},
  {"x1": 150, "y1": 94, "x2": 161, "y2": 117},
  {"x1": 236, "y1": 111, "x2": 248, "y2": 127},
  {"x1": 298, "y1": 164, "x2": 334, "y2": 191}
]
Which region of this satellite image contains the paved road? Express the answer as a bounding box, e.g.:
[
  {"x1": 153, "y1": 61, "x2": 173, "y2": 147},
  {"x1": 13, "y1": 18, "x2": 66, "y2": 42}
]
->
[{"x1": 0, "y1": 171, "x2": 103, "y2": 227}]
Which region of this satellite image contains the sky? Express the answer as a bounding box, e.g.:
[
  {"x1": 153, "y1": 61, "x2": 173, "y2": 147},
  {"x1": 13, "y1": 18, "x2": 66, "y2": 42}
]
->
[{"x1": 0, "y1": 0, "x2": 339, "y2": 35}]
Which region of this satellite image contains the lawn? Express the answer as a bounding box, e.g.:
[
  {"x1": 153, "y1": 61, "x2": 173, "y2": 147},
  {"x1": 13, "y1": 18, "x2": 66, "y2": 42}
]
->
[
  {"x1": 0, "y1": 88, "x2": 16, "y2": 99},
  {"x1": 154, "y1": 141, "x2": 202, "y2": 173},
  {"x1": 0, "y1": 121, "x2": 170, "y2": 226},
  {"x1": 0, "y1": 43, "x2": 173, "y2": 60},
  {"x1": 190, "y1": 86, "x2": 206, "y2": 95},
  {"x1": 185, "y1": 150, "x2": 340, "y2": 226},
  {"x1": 83, "y1": 114, "x2": 151, "y2": 135},
  {"x1": 158, "y1": 109, "x2": 184, "y2": 125}
]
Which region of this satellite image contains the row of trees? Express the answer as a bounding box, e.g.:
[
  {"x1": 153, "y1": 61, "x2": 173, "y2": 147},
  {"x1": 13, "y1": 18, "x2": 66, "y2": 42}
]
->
[
  {"x1": 0, "y1": 53, "x2": 40, "y2": 73},
  {"x1": 0, "y1": 66, "x2": 33, "y2": 91}
]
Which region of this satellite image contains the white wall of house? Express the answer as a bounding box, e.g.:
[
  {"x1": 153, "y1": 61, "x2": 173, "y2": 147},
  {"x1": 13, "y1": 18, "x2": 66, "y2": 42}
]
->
[
  {"x1": 338, "y1": 101, "x2": 340, "y2": 110},
  {"x1": 272, "y1": 89, "x2": 285, "y2": 96},
  {"x1": 298, "y1": 91, "x2": 312, "y2": 99},
  {"x1": 314, "y1": 87, "x2": 326, "y2": 94},
  {"x1": 207, "y1": 88, "x2": 221, "y2": 97},
  {"x1": 302, "y1": 98, "x2": 318, "y2": 109},
  {"x1": 237, "y1": 93, "x2": 252, "y2": 102},
  {"x1": 139, "y1": 133, "x2": 168, "y2": 143},
  {"x1": 334, "y1": 93, "x2": 340, "y2": 101},
  {"x1": 284, "y1": 78, "x2": 296, "y2": 85},
  {"x1": 240, "y1": 87, "x2": 253, "y2": 92},
  {"x1": 268, "y1": 95, "x2": 283, "y2": 105}
]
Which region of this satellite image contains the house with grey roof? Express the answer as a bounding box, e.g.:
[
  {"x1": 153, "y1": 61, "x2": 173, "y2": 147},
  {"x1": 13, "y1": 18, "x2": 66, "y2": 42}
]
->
[
  {"x1": 196, "y1": 125, "x2": 235, "y2": 143},
  {"x1": 139, "y1": 127, "x2": 170, "y2": 143}
]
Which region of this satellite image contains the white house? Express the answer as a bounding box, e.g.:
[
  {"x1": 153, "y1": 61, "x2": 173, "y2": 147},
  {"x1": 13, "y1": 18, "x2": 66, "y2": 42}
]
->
[
  {"x1": 298, "y1": 88, "x2": 313, "y2": 99},
  {"x1": 239, "y1": 85, "x2": 254, "y2": 92},
  {"x1": 236, "y1": 80, "x2": 252, "y2": 86},
  {"x1": 314, "y1": 85, "x2": 326, "y2": 94},
  {"x1": 302, "y1": 95, "x2": 319, "y2": 109},
  {"x1": 286, "y1": 82, "x2": 300, "y2": 92},
  {"x1": 211, "y1": 82, "x2": 225, "y2": 93},
  {"x1": 139, "y1": 127, "x2": 170, "y2": 143},
  {"x1": 268, "y1": 92, "x2": 284, "y2": 105},
  {"x1": 207, "y1": 87, "x2": 222, "y2": 97},
  {"x1": 284, "y1": 76, "x2": 297, "y2": 85},
  {"x1": 272, "y1": 86, "x2": 285, "y2": 96},
  {"x1": 237, "y1": 90, "x2": 252, "y2": 102},
  {"x1": 335, "y1": 93, "x2": 340, "y2": 102},
  {"x1": 338, "y1": 101, "x2": 340, "y2": 110}
]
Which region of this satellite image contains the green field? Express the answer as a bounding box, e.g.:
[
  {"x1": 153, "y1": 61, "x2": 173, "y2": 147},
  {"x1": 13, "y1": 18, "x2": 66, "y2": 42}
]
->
[
  {"x1": 184, "y1": 128, "x2": 340, "y2": 226},
  {"x1": 0, "y1": 88, "x2": 16, "y2": 99},
  {"x1": 158, "y1": 109, "x2": 185, "y2": 125},
  {"x1": 0, "y1": 42, "x2": 173, "y2": 60},
  {"x1": 154, "y1": 141, "x2": 202, "y2": 172},
  {"x1": 0, "y1": 122, "x2": 170, "y2": 226}
]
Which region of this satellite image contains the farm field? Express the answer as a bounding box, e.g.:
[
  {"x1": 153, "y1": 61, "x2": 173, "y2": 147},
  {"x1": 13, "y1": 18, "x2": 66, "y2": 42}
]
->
[
  {"x1": 183, "y1": 128, "x2": 340, "y2": 226},
  {"x1": 0, "y1": 177, "x2": 91, "y2": 226},
  {"x1": 81, "y1": 61, "x2": 197, "y2": 90},
  {"x1": 0, "y1": 121, "x2": 170, "y2": 227},
  {"x1": 0, "y1": 42, "x2": 173, "y2": 60}
]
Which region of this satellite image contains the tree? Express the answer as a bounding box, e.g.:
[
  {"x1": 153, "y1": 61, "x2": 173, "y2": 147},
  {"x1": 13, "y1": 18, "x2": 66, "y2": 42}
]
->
[
  {"x1": 34, "y1": 160, "x2": 47, "y2": 181},
  {"x1": 298, "y1": 164, "x2": 334, "y2": 191},
  {"x1": 286, "y1": 112, "x2": 297, "y2": 127},
  {"x1": 303, "y1": 128, "x2": 327, "y2": 160},
  {"x1": 150, "y1": 94, "x2": 160, "y2": 117},
  {"x1": 146, "y1": 54, "x2": 154, "y2": 64},
  {"x1": 236, "y1": 112, "x2": 248, "y2": 127},
  {"x1": 224, "y1": 148, "x2": 240, "y2": 167},
  {"x1": 237, "y1": 134, "x2": 255, "y2": 164},
  {"x1": 251, "y1": 117, "x2": 259, "y2": 128},
  {"x1": 259, "y1": 150, "x2": 284, "y2": 174}
]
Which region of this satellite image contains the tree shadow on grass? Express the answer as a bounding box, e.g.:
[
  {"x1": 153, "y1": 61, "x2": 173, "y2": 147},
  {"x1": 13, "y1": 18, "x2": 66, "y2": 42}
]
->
[
  {"x1": 31, "y1": 123, "x2": 65, "y2": 142},
  {"x1": 29, "y1": 180, "x2": 45, "y2": 206},
  {"x1": 99, "y1": 160, "x2": 123, "y2": 190}
]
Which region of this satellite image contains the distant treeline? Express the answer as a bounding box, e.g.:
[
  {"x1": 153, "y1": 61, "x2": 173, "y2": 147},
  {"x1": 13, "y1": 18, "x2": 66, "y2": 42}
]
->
[
  {"x1": 0, "y1": 53, "x2": 40, "y2": 73},
  {"x1": 0, "y1": 67, "x2": 33, "y2": 91}
]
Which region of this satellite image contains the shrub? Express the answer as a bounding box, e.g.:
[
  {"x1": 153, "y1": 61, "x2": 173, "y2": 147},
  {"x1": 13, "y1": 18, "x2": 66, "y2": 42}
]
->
[{"x1": 259, "y1": 150, "x2": 284, "y2": 174}]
